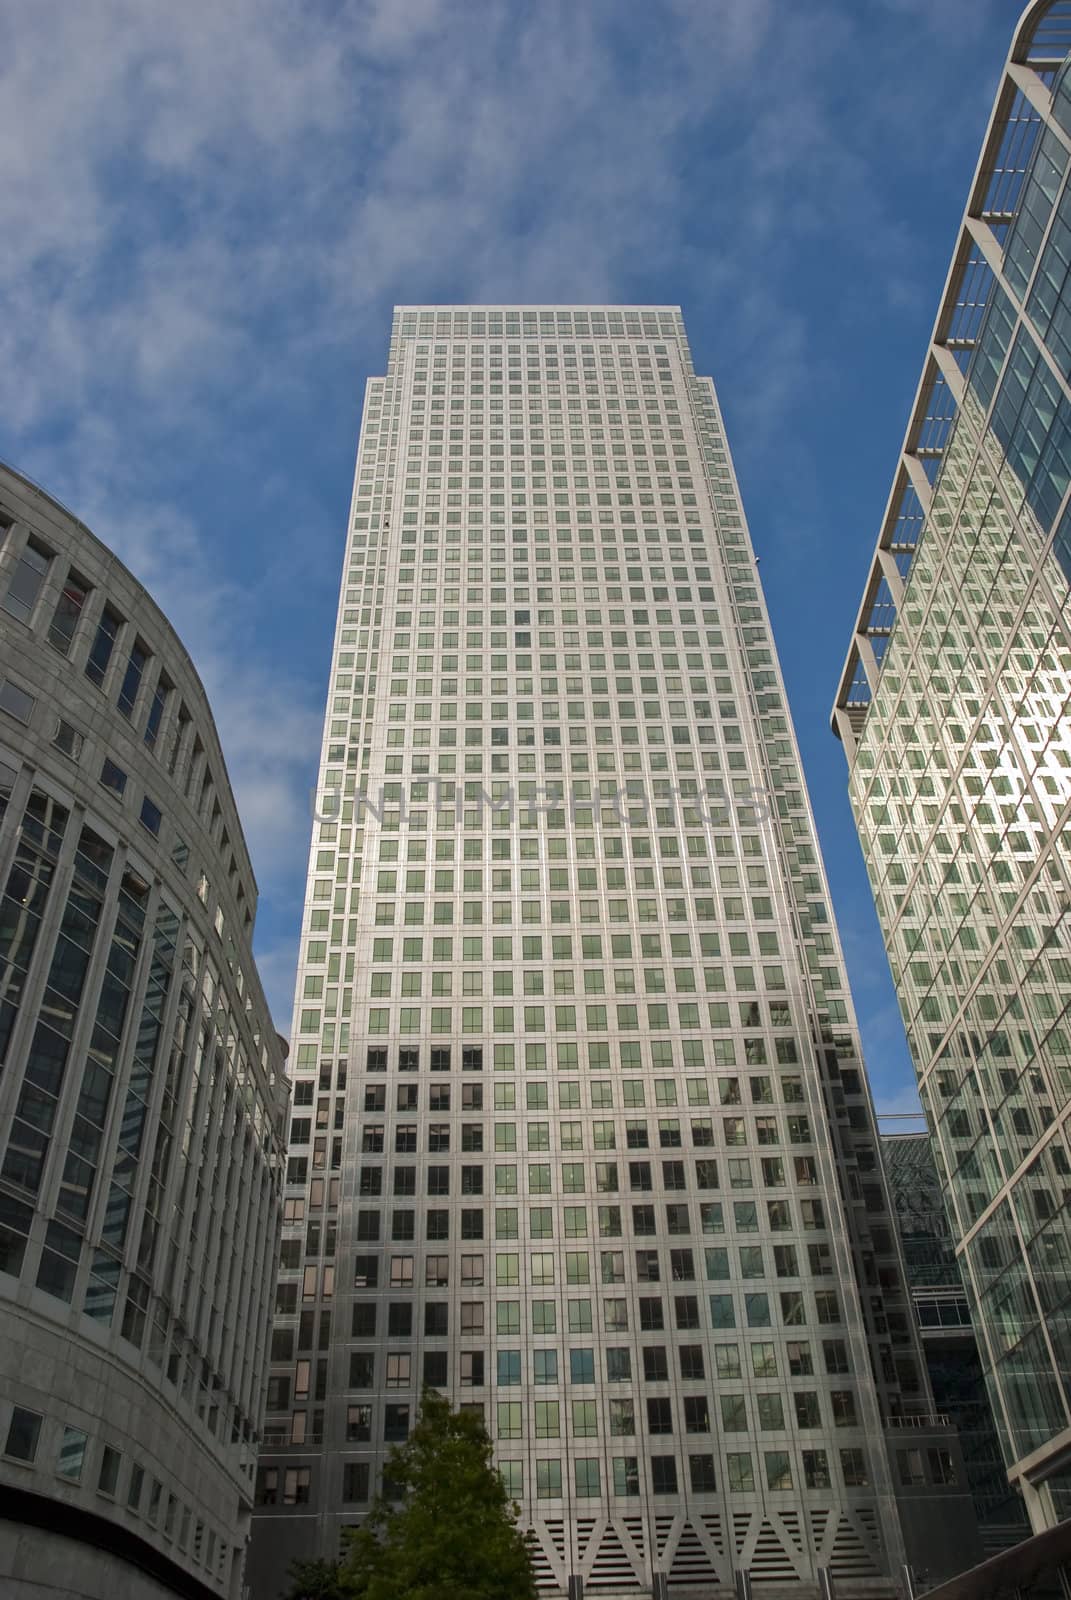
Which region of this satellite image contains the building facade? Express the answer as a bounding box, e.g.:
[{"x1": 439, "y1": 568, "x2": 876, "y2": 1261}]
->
[
  {"x1": 250, "y1": 305, "x2": 977, "y2": 1599},
  {"x1": 0, "y1": 464, "x2": 288, "y2": 1599},
  {"x1": 882, "y1": 1132, "x2": 1031, "y2": 1556},
  {"x1": 833, "y1": 0, "x2": 1071, "y2": 1539}
]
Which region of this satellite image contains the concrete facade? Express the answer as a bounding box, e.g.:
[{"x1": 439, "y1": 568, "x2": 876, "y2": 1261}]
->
[{"x1": 0, "y1": 464, "x2": 288, "y2": 1598}]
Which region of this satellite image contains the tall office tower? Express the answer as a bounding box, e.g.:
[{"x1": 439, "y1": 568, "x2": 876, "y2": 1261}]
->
[
  {"x1": 251, "y1": 305, "x2": 977, "y2": 1600},
  {"x1": 0, "y1": 464, "x2": 287, "y2": 1600},
  {"x1": 833, "y1": 0, "x2": 1071, "y2": 1541}
]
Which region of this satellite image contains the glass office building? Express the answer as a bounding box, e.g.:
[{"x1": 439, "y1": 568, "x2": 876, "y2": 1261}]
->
[
  {"x1": 250, "y1": 305, "x2": 976, "y2": 1598},
  {"x1": 883, "y1": 1132, "x2": 1031, "y2": 1555},
  {"x1": 834, "y1": 0, "x2": 1071, "y2": 1538}
]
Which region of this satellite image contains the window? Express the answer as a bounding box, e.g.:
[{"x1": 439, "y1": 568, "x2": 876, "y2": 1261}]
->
[
  {"x1": 5, "y1": 1406, "x2": 41, "y2": 1462},
  {"x1": 569, "y1": 1348, "x2": 595, "y2": 1383},
  {"x1": 342, "y1": 1463, "x2": 370, "y2": 1504},
  {"x1": 118, "y1": 641, "x2": 149, "y2": 717},
  {"x1": 255, "y1": 1467, "x2": 279, "y2": 1506},
  {"x1": 283, "y1": 1467, "x2": 311, "y2": 1504},
  {"x1": 144, "y1": 675, "x2": 170, "y2": 749},
  {"x1": 928, "y1": 1447, "x2": 957, "y2": 1486},
  {"x1": 460, "y1": 1352, "x2": 484, "y2": 1386},
  {"x1": 647, "y1": 1397, "x2": 673, "y2": 1434},
  {"x1": 424, "y1": 1352, "x2": 448, "y2": 1386},
  {"x1": 85, "y1": 609, "x2": 122, "y2": 687},
  {"x1": 461, "y1": 1303, "x2": 486, "y2": 1336},
  {"x1": 531, "y1": 1252, "x2": 554, "y2": 1286},
  {"x1": 572, "y1": 1400, "x2": 598, "y2": 1437},
  {"x1": 679, "y1": 1345, "x2": 704, "y2": 1380},
  {"x1": 350, "y1": 1354, "x2": 375, "y2": 1388},
  {"x1": 52, "y1": 717, "x2": 83, "y2": 759},
  {"x1": 643, "y1": 1346, "x2": 668, "y2": 1381},
  {"x1": 534, "y1": 1350, "x2": 558, "y2": 1385},
  {"x1": 356, "y1": 1211, "x2": 380, "y2": 1241},
  {"x1": 37, "y1": 1218, "x2": 81, "y2": 1302},
  {"x1": 689, "y1": 1454, "x2": 717, "y2": 1493},
  {"x1": 384, "y1": 1404, "x2": 410, "y2": 1441},
  {"x1": 787, "y1": 1341, "x2": 813, "y2": 1377},
  {"x1": 651, "y1": 1456, "x2": 677, "y2": 1495},
  {"x1": 390, "y1": 1256, "x2": 414, "y2": 1287},
  {"x1": 831, "y1": 1390, "x2": 857, "y2": 1428},
  {"x1": 43, "y1": 576, "x2": 88, "y2": 656},
  {"x1": 714, "y1": 1344, "x2": 740, "y2": 1380},
  {"x1": 606, "y1": 1348, "x2": 631, "y2": 1382},
  {"x1": 671, "y1": 1251, "x2": 696, "y2": 1285},
  {"x1": 603, "y1": 1298, "x2": 628, "y2": 1332},
  {"x1": 346, "y1": 1405, "x2": 372, "y2": 1441},
  {"x1": 57, "y1": 1426, "x2": 88, "y2": 1481},
  {"x1": 751, "y1": 1342, "x2": 777, "y2": 1378},
  {"x1": 140, "y1": 796, "x2": 162, "y2": 836},
  {"x1": 746, "y1": 1293, "x2": 770, "y2": 1327},
  {"x1": 534, "y1": 1401, "x2": 560, "y2": 1438},
  {"x1": 3, "y1": 540, "x2": 50, "y2": 622},
  {"x1": 100, "y1": 758, "x2": 127, "y2": 798},
  {"x1": 424, "y1": 1302, "x2": 448, "y2": 1336},
  {"x1": 497, "y1": 1401, "x2": 522, "y2": 1439},
  {"x1": 758, "y1": 1393, "x2": 784, "y2": 1430},
  {"x1": 639, "y1": 1297, "x2": 664, "y2": 1331},
  {"x1": 98, "y1": 1445, "x2": 121, "y2": 1496},
  {"x1": 386, "y1": 1353, "x2": 411, "y2": 1388},
  {"x1": 353, "y1": 1255, "x2": 378, "y2": 1289},
  {"x1": 721, "y1": 1394, "x2": 748, "y2": 1433},
  {"x1": 683, "y1": 1395, "x2": 710, "y2": 1433},
  {"x1": 0, "y1": 681, "x2": 34, "y2": 723}
]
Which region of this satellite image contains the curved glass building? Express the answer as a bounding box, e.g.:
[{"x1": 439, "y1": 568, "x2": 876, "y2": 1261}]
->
[
  {"x1": 835, "y1": 0, "x2": 1071, "y2": 1538},
  {"x1": 0, "y1": 463, "x2": 287, "y2": 1598}
]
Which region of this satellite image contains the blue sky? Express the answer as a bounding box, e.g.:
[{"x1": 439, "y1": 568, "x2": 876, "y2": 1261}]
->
[{"x1": 0, "y1": 0, "x2": 1025, "y2": 1113}]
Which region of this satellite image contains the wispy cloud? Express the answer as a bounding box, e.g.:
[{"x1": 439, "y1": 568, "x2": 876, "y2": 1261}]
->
[{"x1": 0, "y1": 0, "x2": 1021, "y2": 1062}]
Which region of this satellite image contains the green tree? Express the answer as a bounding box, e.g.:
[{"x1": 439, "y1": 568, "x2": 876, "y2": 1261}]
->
[
  {"x1": 341, "y1": 1387, "x2": 537, "y2": 1600},
  {"x1": 282, "y1": 1556, "x2": 348, "y2": 1600}
]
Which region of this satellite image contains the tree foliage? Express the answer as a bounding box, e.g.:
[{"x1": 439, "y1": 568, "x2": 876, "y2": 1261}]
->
[
  {"x1": 283, "y1": 1556, "x2": 349, "y2": 1600},
  {"x1": 339, "y1": 1387, "x2": 537, "y2": 1600}
]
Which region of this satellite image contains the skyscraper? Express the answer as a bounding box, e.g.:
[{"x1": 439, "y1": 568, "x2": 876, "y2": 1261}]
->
[
  {"x1": 250, "y1": 305, "x2": 976, "y2": 1599},
  {"x1": 833, "y1": 0, "x2": 1071, "y2": 1540},
  {"x1": 0, "y1": 463, "x2": 287, "y2": 1600}
]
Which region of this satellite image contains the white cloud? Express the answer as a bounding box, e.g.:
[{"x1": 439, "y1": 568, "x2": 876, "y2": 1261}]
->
[
  {"x1": 0, "y1": 0, "x2": 1017, "y2": 1066},
  {"x1": 0, "y1": 0, "x2": 974, "y2": 443}
]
